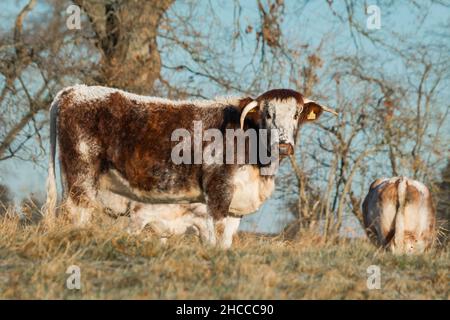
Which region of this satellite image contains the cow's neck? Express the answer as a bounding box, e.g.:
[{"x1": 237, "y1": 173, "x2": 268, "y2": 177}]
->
[{"x1": 228, "y1": 165, "x2": 275, "y2": 216}]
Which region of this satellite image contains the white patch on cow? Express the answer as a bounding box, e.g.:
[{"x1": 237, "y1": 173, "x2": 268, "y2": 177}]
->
[
  {"x1": 77, "y1": 137, "x2": 101, "y2": 163},
  {"x1": 129, "y1": 203, "x2": 209, "y2": 239},
  {"x1": 404, "y1": 203, "x2": 422, "y2": 231},
  {"x1": 77, "y1": 173, "x2": 97, "y2": 199},
  {"x1": 77, "y1": 207, "x2": 92, "y2": 225},
  {"x1": 379, "y1": 201, "x2": 397, "y2": 238},
  {"x1": 78, "y1": 140, "x2": 90, "y2": 160},
  {"x1": 65, "y1": 197, "x2": 93, "y2": 226},
  {"x1": 126, "y1": 203, "x2": 239, "y2": 247},
  {"x1": 378, "y1": 177, "x2": 430, "y2": 197},
  {"x1": 96, "y1": 189, "x2": 130, "y2": 214},
  {"x1": 229, "y1": 165, "x2": 275, "y2": 215},
  {"x1": 59, "y1": 84, "x2": 242, "y2": 109},
  {"x1": 407, "y1": 179, "x2": 429, "y2": 196},
  {"x1": 203, "y1": 215, "x2": 217, "y2": 246},
  {"x1": 265, "y1": 98, "x2": 299, "y2": 145},
  {"x1": 218, "y1": 216, "x2": 241, "y2": 249}
]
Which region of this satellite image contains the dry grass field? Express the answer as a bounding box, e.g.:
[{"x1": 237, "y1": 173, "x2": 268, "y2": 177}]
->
[{"x1": 0, "y1": 211, "x2": 448, "y2": 300}]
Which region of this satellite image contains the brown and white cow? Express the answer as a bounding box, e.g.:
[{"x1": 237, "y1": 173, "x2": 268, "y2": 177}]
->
[
  {"x1": 362, "y1": 176, "x2": 436, "y2": 254},
  {"x1": 45, "y1": 85, "x2": 337, "y2": 247}
]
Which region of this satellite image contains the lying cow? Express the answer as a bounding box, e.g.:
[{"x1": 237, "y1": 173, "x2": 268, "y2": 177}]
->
[
  {"x1": 45, "y1": 84, "x2": 337, "y2": 247},
  {"x1": 362, "y1": 176, "x2": 436, "y2": 254},
  {"x1": 118, "y1": 202, "x2": 238, "y2": 247}
]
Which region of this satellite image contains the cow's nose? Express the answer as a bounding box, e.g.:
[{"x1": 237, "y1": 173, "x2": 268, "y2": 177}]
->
[
  {"x1": 279, "y1": 143, "x2": 294, "y2": 156},
  {"x1": 279, "y1": 132, "x2": 289, "y2": 141}
]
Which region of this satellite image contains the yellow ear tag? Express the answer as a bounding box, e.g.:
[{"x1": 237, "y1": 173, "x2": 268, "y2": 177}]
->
[
  {"x1": 248, "y1": 109, "x2": 257, "y2": 113},
  {"x1": 307, "y1": 110, "x2": 316, "y2": 120}
]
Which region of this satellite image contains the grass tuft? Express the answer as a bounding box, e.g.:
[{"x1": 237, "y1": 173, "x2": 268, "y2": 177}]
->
[{"x1": 0, "y1": 210, "x2": 448, "y2": 299}]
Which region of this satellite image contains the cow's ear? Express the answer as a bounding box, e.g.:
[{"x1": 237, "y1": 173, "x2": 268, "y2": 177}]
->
[
  {"x1": 239, "y1": 97, "x2": 260, "y2": 128},
  {"x1": 300, "y1": 102, "x2": 324, "y2": 123},
  {"x1": 300, "y1": 99, "x2": 338, "y2": 123}
]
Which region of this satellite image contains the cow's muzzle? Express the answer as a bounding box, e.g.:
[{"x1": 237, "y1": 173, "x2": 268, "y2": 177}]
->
[{"x1": 279, "y1": 143, "x2": 294, "y2": 156}]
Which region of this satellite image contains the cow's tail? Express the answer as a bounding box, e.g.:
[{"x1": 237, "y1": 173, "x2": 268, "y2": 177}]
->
[
  {"x1": 43, "y1": 96, "x2": 60, "y2": 217},
  {"x1": 393, "y1": 177, "x2": 407, "y2": 250}
]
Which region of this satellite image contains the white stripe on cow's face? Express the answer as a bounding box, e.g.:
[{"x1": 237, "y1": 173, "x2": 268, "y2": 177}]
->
[{"x1": 263, "y1": 98, "x2": 300, "y2": 146}]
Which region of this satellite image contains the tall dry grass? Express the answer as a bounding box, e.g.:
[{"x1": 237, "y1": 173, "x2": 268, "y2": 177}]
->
[{"x1": 0, "y1": 207, "x2": 448, "y2": 299}]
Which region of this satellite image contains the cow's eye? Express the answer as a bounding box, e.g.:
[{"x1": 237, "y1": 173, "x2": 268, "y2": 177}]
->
[
  {"x1": 294, "y1": 112, "x2": 299, "y2": 120},
  {"x1": 266, "y1": 113, "x2": 272, "y2": 119}
]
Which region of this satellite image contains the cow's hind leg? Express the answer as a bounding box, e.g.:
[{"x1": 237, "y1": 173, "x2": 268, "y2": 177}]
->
[
  {"x1": 218, "y1": 216, "x2": 241, "y2": 249},
  {"x1": 60, "y1": 137, "x2": 102, "y2": 226},
  {"x1": 64, "y1": 169, "x2": 101, "y2": 226},
  {"x1": 66, "y1": 195, "x2": 96, "y2": 226}
]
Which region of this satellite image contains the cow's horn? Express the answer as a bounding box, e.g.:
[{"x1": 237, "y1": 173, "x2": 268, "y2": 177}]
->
[
  {"x1": 303, "y1": 98, "x2": 339, "y2": 116},
  {"x1": 240, "y1": 100, "x2": 258, "y2": 129}
]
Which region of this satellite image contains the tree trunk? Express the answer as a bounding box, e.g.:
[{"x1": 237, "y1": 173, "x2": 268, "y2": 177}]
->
[{"x1": 74, "y1": 0, "x2": 174, "y2": 94}]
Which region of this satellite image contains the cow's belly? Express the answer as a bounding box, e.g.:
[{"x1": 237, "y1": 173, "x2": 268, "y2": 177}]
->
[
  {"x1": 130, "y1": 203, "x2": 207, "y2": 237},
  {"x1": 98, "y1": 169, "x2": 204, "y2": 204},
  {"x1": 229, "y1": 166, "x2": 275, "y2": 215},
  {"x1": 98, "y1": 167, "x2": 274, "y2": 215}
]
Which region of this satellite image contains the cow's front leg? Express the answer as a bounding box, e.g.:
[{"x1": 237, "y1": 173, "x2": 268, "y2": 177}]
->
[
  {"x1": 203, "y1": 170, "x2": 234, "y2": 247},
  {"x1": 217, "y1": 216, "x2": 241, "y2": 249},
  {"x1": 60, "y1": 135, "x2": 102, "y2": 227},
  {"x1": 200, "y1": 215, "x2": 217, "y2": 246},
  {"x1": 64, "y1": 174, "x2": 99, "y2": 226}
]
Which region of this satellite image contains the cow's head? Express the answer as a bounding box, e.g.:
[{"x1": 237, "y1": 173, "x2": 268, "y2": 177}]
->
[{"x1": 239, "y1": 89, "x2": 338, "y2": 156}]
